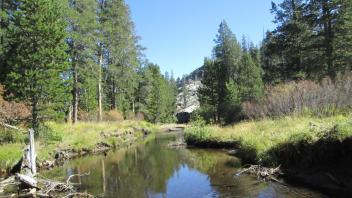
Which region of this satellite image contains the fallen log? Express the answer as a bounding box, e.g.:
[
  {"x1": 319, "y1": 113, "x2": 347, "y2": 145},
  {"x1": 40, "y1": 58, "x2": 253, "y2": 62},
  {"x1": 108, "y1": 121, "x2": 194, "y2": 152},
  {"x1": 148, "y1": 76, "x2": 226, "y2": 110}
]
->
[{"x1": 15, "y1": 173, "x2": 37, "y2": 189}]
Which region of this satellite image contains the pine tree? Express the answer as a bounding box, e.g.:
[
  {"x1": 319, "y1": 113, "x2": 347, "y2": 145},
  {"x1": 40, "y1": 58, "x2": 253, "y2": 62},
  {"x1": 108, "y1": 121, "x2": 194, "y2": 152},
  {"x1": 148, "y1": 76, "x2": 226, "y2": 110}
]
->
[
  {"x1": 212, "y1": 20, "x2": 242, "y2": 120},
  {"x1": 99, "y1": 0, "x2": 141, "y2": 118},
  {"x1": 249, "y1": 42, "x2": 260, "y2": 67},
  {"x1": 67, "y1": 0, "x2": 99, "y2": 123},
  {"x1": 260, "y1": 31, "x2": 285, "y2": 84},
  {"x1": 198, "y1": 58, "x2": 219, "y2": 122},
  {"x1": 5, "y1": 0, "x2": 69, "y2": 132},
  {"x1": 334, "y1": 0, "x2": 352, "y2": 71},
  {"x1": 270, "y1": 0, "x2": 312, "y2": 80},
  {"x1": 237, "y1": 53, "x2": 264, "y2": 101},
  {"x1": 0, "y1": 0, "x2": 17, "y2": 84}
]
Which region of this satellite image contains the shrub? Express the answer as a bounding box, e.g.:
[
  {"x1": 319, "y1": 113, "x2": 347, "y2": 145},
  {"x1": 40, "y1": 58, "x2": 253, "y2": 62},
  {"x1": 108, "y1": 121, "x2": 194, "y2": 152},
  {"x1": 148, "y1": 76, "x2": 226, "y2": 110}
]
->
[
  {"x1": 0, "y1": 85, "x2": 31, "y2": 124},
  {"x1": 243, "y1": 72, "x2": 352, "y2": 119},
  {"x1": 104, "y1": 110, "x2": 124, "y2": 121},
  {"x1": 135, "y1": 112, "x2": 145, "y2": 121},
  {"x1": 0, "y1": 129, "x2": 26, "y2": 143},
  {"x1": 37, "y1": 124, "x2": 64, "y2": 142}
]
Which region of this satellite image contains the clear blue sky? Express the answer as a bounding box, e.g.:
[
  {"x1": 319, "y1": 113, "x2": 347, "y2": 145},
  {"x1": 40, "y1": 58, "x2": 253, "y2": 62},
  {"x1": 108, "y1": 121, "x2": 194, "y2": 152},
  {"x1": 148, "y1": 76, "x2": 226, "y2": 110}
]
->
[{"x1": 126, "y1": 0, "x2": 280, "y2": 78}]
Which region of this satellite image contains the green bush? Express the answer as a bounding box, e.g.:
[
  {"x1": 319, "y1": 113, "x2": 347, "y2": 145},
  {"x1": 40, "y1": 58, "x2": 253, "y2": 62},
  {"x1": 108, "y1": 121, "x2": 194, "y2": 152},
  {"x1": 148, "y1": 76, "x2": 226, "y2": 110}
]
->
[
  {"x1": 0, "y1": 129, "x2": 26, "y2": 143},
  {"x1": 38, "y1": 124, "x2": 63, "y2": 142}
]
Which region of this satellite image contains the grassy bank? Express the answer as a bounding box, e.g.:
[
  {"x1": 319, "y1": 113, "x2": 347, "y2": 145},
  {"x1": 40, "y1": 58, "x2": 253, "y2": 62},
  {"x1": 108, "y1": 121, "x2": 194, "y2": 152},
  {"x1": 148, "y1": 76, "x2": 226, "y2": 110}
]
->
[
  {"x1": 185, "y1": 115, "x2": 352, "y2": 168},
  {"x1": 0, "y1": 121, "x2": 158, "y2": 170}
]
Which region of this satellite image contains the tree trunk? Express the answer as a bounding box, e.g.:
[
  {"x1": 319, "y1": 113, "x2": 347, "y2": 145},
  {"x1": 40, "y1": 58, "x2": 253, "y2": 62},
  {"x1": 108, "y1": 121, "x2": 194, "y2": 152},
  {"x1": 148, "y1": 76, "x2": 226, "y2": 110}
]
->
[
  {"x1": 0, "y1": 0, "x2": 4, "y2": 45},
  {"x1": 322, "y1": 1, "x2": 335, "y2": 78},
  {"x1": 67, "y1": 105, "x2": 72, "y2": 123},
  {"x1": 111, "y1": 78, "x2": 116, "y2": 110},
  {"x1": 72, "y1": 61, "x2": 78, "y2": 124},
  {"x1": 31, "y1": 97, "x2": 39, "y2": 133},
  {"x1": 98, "y1": 45, "x2": 103, "y2": 121},
  {"x1": 28, "y1": 129, "x2": 36, "y2": 175},
  {"x1": 132, "y1": 101, "x2": 135, "y2": 113}
]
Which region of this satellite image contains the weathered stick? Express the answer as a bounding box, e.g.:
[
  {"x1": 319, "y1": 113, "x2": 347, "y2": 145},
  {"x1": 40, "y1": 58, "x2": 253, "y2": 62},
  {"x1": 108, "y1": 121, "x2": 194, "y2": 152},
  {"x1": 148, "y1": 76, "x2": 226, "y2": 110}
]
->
[
  {"x1": 0, "y1": 122, "x2": 26, "y2": 132},
  {"x1": 28, "y1": 129, "x2": 36, "y2": 175}
]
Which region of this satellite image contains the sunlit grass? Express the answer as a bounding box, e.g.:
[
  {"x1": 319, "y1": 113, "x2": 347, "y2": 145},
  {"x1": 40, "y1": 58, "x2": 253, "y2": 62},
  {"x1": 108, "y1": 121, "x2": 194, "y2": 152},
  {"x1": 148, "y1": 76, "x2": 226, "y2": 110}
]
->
[
  {"x1": 0, "y1": 143, "x2": 23, "y2": 168},
  {"x1": 0, "y1": 120, "x2": 159, "y2": 168},
  {"x1": 185, "y1": 115, "x2": 352, "y2": 166}
]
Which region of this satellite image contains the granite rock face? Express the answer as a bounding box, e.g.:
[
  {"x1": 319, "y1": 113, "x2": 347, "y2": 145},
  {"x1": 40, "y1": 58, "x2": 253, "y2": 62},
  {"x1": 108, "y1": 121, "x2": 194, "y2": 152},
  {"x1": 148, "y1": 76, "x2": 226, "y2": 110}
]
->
[{"x1": 176, "y1": 67, "x2": 203, "y2": 123}]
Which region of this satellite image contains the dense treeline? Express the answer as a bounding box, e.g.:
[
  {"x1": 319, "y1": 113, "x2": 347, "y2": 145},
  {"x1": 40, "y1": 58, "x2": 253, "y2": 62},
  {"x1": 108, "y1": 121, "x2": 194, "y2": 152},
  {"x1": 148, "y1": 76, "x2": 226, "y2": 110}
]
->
[
  {"x1": 197, "y1": 21, "x2": 264, "y2": 124},
  {"x1": 0, "y1": 0, "x2": 177, "y2": 132},
  {"x1": 198, "y1": 0, "x2": 352, "y2": 124},
  {"x1": 262, "y1": 0, "x2": 352, "y2": 82}
]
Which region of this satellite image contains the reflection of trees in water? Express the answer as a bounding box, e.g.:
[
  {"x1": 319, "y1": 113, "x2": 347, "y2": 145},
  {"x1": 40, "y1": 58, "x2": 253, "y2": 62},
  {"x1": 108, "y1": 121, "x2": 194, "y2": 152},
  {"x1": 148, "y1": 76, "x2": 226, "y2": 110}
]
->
[
  {"x1": 42, "y1": 135, "x2": 300, "y2": 198},
  {"x1": 43, "y1": 137, "x2": 189, "y2": 198},
  {"x1": 184, "y1": 149, "x2": 270, "y2": 197}
]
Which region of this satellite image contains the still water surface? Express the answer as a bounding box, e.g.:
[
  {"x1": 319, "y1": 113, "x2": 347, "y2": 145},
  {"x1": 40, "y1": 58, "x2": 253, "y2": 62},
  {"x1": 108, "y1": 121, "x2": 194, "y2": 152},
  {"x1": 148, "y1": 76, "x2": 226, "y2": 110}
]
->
[{"x1": 43, "y1": 132, "x2": 325, "y2": 198}]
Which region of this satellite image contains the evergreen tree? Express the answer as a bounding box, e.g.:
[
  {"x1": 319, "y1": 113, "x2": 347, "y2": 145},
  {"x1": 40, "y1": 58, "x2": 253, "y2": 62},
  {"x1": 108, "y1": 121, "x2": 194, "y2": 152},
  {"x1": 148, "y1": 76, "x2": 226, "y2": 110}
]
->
[
  {"x1": 260, "y1": 31, "x2": 285, "y2": 84},
  {"x1": 212, "y1": 20, "x2": 242, "y2": 120},
  {"x1": 4, "y1": 0, "x2": 69, "y2": 132},
  {"x1": 237, "y1": 53, "x2": 264, "y2": 101},
  {"x1": 100, "y1": 0, "x2": 141, "y2": 118},
  {"x1": 198, "y1": 58, "x2": 219, "y2": 122},
  {"x1": 199, "y1": 21, "x2": 264, "y2": 124},
  {"x1": 136, "y1": 63, "x2": 176, "y2": 123},
  {"x1": 67, "y1": 0, "x2": 99, "y2": 123},
  {"x1": 249, "y1": 42, "x2": 260, "y2": 66},
  {"x1": 270, "y1": 0, "x2": 312, "y2": 80},
  {"x1": 331, "y1": 0, "x2": 352, "y2": 72},
  {"x1": 0, "y1": 0, "x2": 17, "y2": 84}
]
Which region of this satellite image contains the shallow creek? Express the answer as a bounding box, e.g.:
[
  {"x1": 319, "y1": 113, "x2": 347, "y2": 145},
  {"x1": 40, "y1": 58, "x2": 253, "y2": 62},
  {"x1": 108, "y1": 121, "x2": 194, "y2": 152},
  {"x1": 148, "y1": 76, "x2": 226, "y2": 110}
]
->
[{"x1": 42, "y1": 131, "x2": 326, "y2": 198}]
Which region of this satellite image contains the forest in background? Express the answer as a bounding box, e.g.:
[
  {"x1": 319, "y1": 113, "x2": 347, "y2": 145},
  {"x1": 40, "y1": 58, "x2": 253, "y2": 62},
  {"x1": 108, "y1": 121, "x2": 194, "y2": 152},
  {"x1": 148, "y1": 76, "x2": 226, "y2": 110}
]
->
[
  {"x1": 0, "y1": 0, "x2": 351, "y2": 133},
  {"x1": 0, "y1": 0, "x2": 177, "y2": 134},
  {"x1": 196, "y1": 0, "x2": 352, "y2": 124}
]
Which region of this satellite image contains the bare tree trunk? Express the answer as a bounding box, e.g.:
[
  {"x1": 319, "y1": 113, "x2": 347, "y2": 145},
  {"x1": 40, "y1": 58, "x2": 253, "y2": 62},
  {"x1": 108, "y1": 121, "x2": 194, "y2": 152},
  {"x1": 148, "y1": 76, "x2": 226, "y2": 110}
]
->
[
  {"x1": 28, "y1": 129, "x2": 36, "y2": 175},
  {"x1": 72, "y1": 61, "x2": 78, "y2": 124},
  {"x1": 111, "y1": 78, "x2": 116, "y2": 110},
  {"x1": 98, "y1": 45, "x2": 103, "y2": 122},
  {"x1": 132, "y1": 101, "x2": 135, "y2": 113},
  {"x1": 67, "y1": 105, "x2": 72, "y2": 123}
]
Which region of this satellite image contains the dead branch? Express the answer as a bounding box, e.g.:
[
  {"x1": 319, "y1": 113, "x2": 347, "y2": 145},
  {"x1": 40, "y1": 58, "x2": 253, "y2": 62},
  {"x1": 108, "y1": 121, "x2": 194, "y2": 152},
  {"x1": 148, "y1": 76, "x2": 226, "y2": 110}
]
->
[
  {"x1": 66, "y1": 172, "x2": 90, "y2": 185},
  {"x1": 0, "y1": 121, "x2": 26, "y2": 132}
]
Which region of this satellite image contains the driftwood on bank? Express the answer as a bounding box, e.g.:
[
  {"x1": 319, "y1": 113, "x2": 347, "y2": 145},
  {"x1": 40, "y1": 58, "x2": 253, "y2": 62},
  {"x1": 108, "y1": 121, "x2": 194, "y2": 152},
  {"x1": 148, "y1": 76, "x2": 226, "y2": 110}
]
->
[
  {"x1": 0, "y1": 126, "x2": 93, "y2": 197},
  {"x1": 235, "y1": 165, "x2": 284, "y2": 183}
]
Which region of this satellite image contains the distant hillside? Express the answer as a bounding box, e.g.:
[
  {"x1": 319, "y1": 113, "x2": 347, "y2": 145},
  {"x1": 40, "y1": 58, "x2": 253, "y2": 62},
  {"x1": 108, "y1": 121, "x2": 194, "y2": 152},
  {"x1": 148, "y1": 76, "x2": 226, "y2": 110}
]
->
[{"x1": 176, "y1": 67, "x2": 204, "y2": 115}]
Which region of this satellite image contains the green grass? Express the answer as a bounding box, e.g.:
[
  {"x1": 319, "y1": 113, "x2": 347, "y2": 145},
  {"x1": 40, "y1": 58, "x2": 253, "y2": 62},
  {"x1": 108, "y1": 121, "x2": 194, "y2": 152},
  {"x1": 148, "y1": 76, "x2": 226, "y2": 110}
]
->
[
  {"x1": 0, "y1": 143, "x2": 23, "y2": 168},
  {"x1": 185, "y1": 115, "x2": 352, "y2": 167},
  {"x1": 0, "y1": 120, "x2": 159, "y2": 169}
]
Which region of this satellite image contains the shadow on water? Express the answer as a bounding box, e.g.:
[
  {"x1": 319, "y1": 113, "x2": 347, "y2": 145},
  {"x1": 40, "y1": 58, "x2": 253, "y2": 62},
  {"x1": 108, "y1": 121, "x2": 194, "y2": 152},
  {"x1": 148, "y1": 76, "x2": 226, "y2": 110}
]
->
[{"x1": 42, "y1": 132, "x2": 326, "y2": 198}]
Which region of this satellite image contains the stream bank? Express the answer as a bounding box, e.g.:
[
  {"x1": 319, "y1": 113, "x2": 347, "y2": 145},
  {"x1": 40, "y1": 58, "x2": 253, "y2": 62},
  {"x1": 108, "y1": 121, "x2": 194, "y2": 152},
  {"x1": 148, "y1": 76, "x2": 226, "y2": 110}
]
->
[
  {"x1": 0, "y1": 121, "x2": 159, "y2": 177},
  {"x1": 184, "y1": 115, "x2": 352, "y2": 197},
  {"x1": 39, "y1": 131, "x2": 324, "y2": 198}
]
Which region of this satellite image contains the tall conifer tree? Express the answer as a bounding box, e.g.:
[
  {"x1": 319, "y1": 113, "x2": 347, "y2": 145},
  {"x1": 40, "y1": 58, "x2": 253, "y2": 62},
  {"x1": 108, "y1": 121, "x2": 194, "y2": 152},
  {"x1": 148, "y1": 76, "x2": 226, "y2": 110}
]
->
[{"x1": 5, "y1": 0, "x2": 69, "y2": 132}]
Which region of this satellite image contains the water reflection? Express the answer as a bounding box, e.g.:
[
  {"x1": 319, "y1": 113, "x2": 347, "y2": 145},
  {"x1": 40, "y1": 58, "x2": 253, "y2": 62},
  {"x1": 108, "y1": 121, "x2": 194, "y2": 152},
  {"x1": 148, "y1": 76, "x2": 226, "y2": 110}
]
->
[{"x1": 43, "y1": 132, "x2": 324, "y2": 198}]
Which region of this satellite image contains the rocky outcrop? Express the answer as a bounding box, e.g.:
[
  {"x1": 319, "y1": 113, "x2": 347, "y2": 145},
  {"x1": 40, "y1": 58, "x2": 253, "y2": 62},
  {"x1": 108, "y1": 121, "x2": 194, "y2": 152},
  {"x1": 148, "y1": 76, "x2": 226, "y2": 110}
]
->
[
  {"x1": 176, "y1": 80, "x2": 201, "y2": 113},
  {"x1": 176, "y1": 66, "x2": 204, "y2": 123}
]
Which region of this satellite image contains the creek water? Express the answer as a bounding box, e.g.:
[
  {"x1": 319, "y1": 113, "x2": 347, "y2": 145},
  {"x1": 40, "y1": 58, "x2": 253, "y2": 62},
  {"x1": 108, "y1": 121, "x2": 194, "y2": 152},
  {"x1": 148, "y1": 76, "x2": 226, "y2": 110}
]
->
[{"x1": 43, "y1": 131, "x2": 325, "y2": 198}]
